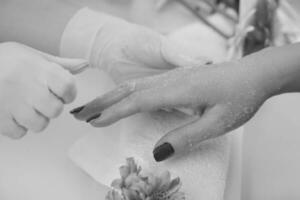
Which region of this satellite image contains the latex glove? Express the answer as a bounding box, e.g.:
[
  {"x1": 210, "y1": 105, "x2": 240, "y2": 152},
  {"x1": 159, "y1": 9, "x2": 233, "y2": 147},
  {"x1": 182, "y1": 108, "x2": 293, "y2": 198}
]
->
[
  {"x1": 71, "y1": 57, "x2": 274, "y2": 161},
  {"x1": 0, "y1": 42, "x2": 88, "y2": 139},
  {"x1": 60, "y1": 8, "x2": 211, "y2": 84}
]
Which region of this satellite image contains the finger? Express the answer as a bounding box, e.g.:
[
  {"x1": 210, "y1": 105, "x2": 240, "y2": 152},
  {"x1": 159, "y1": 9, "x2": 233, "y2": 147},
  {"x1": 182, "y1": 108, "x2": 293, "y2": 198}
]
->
[
  {"x1": 31, "y1": 86, "x2": 64, "y2": 119},
  {"x1": 13, "y1": 106, "x2": 50, "y2": 133},
  {"x1": 153, "y1": 107, "x2": 225, "y2": 162},
  {"x1": 46, "y1": 56, "x2": 89, "y2": 74},
  {"x1": 20, "y1": 44, "x2": 89, "y2": 74},
  {"x1": 0, "y1": 118, "x2": 27, "y2": 140},
  {"x1": 71, "y1": 82, "x2": 136, "y2": 120},
  {"x1": 46, "y1": 63, "x2": 77, "y2": 104},
  {"x1": 161, "y1": 38, "x2": 212, "y2": 68},
  {"x1": 72, "y1": 71, "x2": 184, "y2": 121},
  {"x1": 134, "y1": 32, "x2": 210, "y2": 70},
  {"x1": 89, "y1": 87, "x2": 180, "y2": 127}
]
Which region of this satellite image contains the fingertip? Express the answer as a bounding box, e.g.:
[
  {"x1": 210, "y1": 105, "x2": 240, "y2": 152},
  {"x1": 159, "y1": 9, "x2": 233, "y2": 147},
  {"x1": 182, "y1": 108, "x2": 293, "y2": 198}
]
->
[
  {"x1": 66, "y1": 87, "x2": 77, "y2": 104},
  {"x1": 153, "y1": 142, "x2": 175, "y2": 162},
  {"x1": 32, "y1": 117, "x2": 50, "y2": 133},
  {"x1": 3, "y1": 128, "x2": 27, "y2": 140},
  {"x1": 89, "y1": 116, "x2": 114, "y2": 127},
  {"x1": 71, "y1": 105, "x2": 91, "y2": 121},
  {"x1": 50, "y1": 104, "x2": 64, "y2": 119},
  {"x1": 65, "y1": 76, "x2": 77, "y2": 104},
  {"x1": 8, "y1": 132, "x2": 26, "y2": 140},
  {"x1": 152, "y1": 119, "x2": 201, "y2": 162},
  {"x1": 153, "y1": 108, "x2": 229, "y2": 162},
  {"x1": 70, "y1": 106, "x2": 85, "y2": 115},
  {"x1": 86, "y1": 113, "x2": 101, "y2": 123}
]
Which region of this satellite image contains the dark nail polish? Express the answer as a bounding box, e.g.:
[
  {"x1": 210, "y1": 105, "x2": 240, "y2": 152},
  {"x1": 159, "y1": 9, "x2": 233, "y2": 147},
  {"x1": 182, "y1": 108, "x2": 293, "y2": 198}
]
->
[
  {"x1": 70, "y1": 106, "x2": 85, "y2": 114},
  {"x1": 86, "y1": 113, "x2": 101, "y2": 123},
  {"x1": 153, "y1": 143, "x2": 175, "y2": 162}
]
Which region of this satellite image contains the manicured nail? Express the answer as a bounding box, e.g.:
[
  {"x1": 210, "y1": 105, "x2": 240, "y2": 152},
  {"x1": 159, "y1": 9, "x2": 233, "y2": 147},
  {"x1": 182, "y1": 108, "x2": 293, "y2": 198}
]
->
[
  {"x1": 153, "y1": 143, "x2": 175, "y2": 162},
  {"x1": 86, "y1": 113, "x2": 101, "y2": 123},
  {"x1": 70, "y1": 106, "x2": 85, "y2": 114}
]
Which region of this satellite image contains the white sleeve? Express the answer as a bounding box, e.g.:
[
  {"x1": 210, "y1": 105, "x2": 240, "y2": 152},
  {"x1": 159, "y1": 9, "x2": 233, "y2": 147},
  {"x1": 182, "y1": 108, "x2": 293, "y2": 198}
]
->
[{"x1": 59, "y1": 7, "x2": 127, "y2": 63}]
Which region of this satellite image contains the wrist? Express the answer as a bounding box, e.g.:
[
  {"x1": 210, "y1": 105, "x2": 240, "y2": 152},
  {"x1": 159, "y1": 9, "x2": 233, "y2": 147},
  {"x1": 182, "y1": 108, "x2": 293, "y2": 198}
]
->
[
  {"x1": 238, "y1": 48, "x2": 285, "y2": 101},
  {"x1": 59, "y1": 7, "x2": 130, "y2": 68},
  {"x1": 239, "y1": 45, "x2": 300, "y2": 100}
]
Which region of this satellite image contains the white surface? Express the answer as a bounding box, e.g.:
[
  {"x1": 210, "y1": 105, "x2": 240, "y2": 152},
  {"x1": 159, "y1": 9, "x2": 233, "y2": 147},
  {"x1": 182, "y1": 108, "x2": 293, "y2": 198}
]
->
[{"x1": 243, "y1": 94, "x2": 300, "y2": 200}]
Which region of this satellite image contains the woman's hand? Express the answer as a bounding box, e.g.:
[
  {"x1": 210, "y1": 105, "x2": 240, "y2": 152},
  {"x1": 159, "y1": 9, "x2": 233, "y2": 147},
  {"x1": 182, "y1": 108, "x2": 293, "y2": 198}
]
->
[
  {"x1": 71, "y1": 57, "x2": 273, "y2": 161},
  {"x1": 71, "y1": 43, "x2": 300, "y2": 162},
  {"x1": 0, "y1": 42, "x2": 88, "y2": 139}
]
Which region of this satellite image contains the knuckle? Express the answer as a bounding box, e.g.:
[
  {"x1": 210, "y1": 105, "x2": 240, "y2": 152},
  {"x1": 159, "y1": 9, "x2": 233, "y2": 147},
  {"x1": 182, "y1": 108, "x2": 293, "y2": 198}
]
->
[
  {"x1": 0, "y1": 43, "x2": 38, "y2": 67},
  {"x1": 15, "y1": 108, "x2": 47, "y2": 133},
  {"x1": 126, "y1": 93, "x2": 141, "y2": 112},
  {"x1": 119, "y1": 81, "x2": 136, "y2": 93}
]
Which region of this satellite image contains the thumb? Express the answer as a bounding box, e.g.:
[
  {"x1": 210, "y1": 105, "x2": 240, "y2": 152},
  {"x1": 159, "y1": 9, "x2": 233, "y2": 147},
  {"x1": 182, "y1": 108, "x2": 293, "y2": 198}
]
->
[
  {"x1": 153, "y1": 107, "x2": 225, "y2": 162},
  {"x1": 24, "y1": 45, "x2": 89, "y2": 74},
  {"x1": 44, "y1": 55, "x2": 89, "y2": 74}
]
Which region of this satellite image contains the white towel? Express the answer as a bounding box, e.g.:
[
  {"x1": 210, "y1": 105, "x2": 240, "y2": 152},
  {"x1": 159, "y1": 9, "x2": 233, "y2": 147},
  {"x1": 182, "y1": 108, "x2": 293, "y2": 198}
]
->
[{"x1": 70, "y1": 111, "x2": 238, "y2": 200}]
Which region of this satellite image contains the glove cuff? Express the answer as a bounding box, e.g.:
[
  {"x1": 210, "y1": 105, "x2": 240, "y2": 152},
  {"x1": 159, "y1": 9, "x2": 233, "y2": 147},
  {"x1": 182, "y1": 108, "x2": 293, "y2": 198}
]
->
[{"x1": 59, "y1": 7, "x2": 128, "y2": 67}]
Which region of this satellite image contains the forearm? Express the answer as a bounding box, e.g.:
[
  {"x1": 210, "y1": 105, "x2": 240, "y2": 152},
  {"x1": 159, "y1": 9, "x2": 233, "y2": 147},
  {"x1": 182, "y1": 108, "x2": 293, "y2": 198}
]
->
[
  {"x1": 0, "y1": 0, "x2": 81, "y2": 54},
  {"x1": 240, "y1": 43, "x2": 300, "y2": 98}
]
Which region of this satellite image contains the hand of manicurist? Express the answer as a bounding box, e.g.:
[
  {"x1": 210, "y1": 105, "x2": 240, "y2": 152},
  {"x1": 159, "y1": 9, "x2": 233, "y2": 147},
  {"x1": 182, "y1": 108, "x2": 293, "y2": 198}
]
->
[
  {"x1": 93, "y1": 23, "x2": 211, "y2": 83},
  {"x1": 97, "y1": 25, "x2": 208, "y2": 83},
  {"x1": 60, "y1": 8, "x2": 211, "y2": 84},
  {"x1": 72, "y1": 43, "x2": 300, "y2": 162},
  {"x1": 0, "y1": 42, "x2": 88, "y2": 139}
]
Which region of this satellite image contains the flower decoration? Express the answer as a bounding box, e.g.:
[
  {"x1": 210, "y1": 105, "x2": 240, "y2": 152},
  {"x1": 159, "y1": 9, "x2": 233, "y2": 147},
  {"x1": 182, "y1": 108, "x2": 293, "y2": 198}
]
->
[{"x1": 105, "y1": 158, "x2": 185, "y2": 200}]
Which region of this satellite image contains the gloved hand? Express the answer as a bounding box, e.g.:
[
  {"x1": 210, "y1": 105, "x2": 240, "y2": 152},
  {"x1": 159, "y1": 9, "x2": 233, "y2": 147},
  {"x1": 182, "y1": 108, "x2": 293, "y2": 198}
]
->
[
  {"x1": 60, "y1": 8, "x2": 211, "y2": 84},
  {"x1": 0, "y1": 42, "x2": 88, "y2": 139}
]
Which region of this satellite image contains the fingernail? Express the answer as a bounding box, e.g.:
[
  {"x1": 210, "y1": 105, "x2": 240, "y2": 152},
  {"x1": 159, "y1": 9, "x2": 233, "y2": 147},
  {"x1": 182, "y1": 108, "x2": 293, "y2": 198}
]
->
[
  {"x1": 70, "y1": 106, "x2": 85, "y2": 114},
  {"x1": 86, "y1": 113, "x2": 101, "y2": 123},
  {"x1": 153, "y1": 143, "x2": 175, "y2": 162}
]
